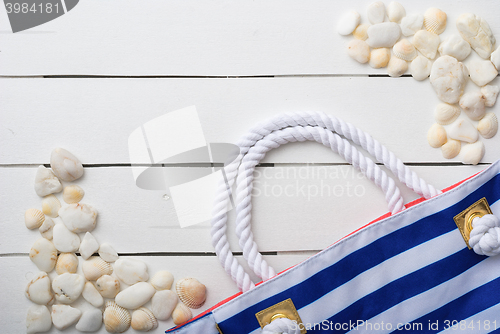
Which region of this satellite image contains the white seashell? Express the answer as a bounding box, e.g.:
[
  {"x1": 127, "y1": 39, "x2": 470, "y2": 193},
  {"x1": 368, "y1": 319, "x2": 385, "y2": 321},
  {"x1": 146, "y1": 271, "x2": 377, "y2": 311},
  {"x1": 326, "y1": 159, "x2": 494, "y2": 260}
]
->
[
  {"x1": 62, "y1": 185, "x2": 85, "y2": 204},
  {"x1": 82, "y1": 256, "x2": 113, "y2": 281},
  {"x1": 95, "y1": 275, "x2": 120, "y2": 298},
  {"x1": 434, "y1": 103, "x2": 460, "y2": 125},
  {"x1": 366, "y1": 22, "x2": 401, "y2": 48},
  {"x1": 51, "y1": 304, "x2": 82, "y2": 330},
  {"x1": 441, "y1": 140, "x2": 461, "y2": 160},
  {"x1": 448, "y1": 118, "x2": 479, "y2": 143},
  {"x1": 459, "y1": 91, "x2": 486, "y2": 121},
  {"x1": 151, "y1": 290, "x2": 178, "y2": 321},
  {"x1": 400, "y1": 14, "x2": 423, "y2": 37},
  {"x1": 430, "y1": 56, "x2": 469, "y2": 104},
  {"x1": 393, "y1": 39, "x2": 417, "y2": 61},
  {"x1": 115, "y1": 282, "x2": 156, "y2": 309},
  {"x1": 468, "y1": 60, "x2": 498, "y2": 87},
  {"x1": 38, "y1": 217, "x2": 54, "y2": 240},
  {"x1": 52, "y1": 223, "x2": 80, "y2": 253},
  {"x1": 337, "y1": 10, "x2": 360, "y2": 36},
  {"x1": 98, "y1": 243, "x2": 119, "y2": 262},
  {"x1": 427, "y1": 124, "x2": 447, "y2": 148},
  {"x1": 347, "y1": 39, "x2": 370, "y2": 64},
  {"x1": 491, "y1": 47, "x2": 500, "y2": 71},
  {"x1": 461, "y1": 141, "x2": 485, "y2": 165},
  {"x1": 438, "y1": 34, "x2": 471, "y2": 61},
  {"x1": 367, "y1": 1, "x2": 385, "y2": 25},
  {"x1": 410, "y1": 56, "x2": 432, "y2": 81},
  {"x1": 114, "y1": 258, "x2": 149, "y2": 285},
  {"x1": 151, "y1": 270, "x2": 174, "y2": 290},
  {"x1": 103, "y1": 301, "x2": 131, "y2": 333},
  {"x1": 131, "y1": 307, "x2": 158, "y2": 332},
  {"x1": 423, "y1": 8, "x2": 447, "y2": 35},
  {"x1": 52, "y1": 273, "x2": 85, "y2": 304},
  {"x1": 353, "y1": 23, "x2": 369, "y2": 40},
  {"x1": 478, "y1": 113, "x2": 498, "y2": 139},
  {"x1": 172, "y1": 303, "x2": 192, "y2": 326},
  {"x1": 369, "y1": 48, "x2": 390, "y2": 68},
  {"x1": 26, "y1": 305, "x2": 52, "y2": 334},
  {"x1": 387, "y1": 2, "x2": 405, "y2": 23},
  {"x1": 387, "y1": 56, "x2": 408, "y2": 77},
  {"x1": 34, "y1": 165, "x2": 62, "y2": 197},
  {"x1": 55, "y1": 252, "x2": 78, "y2": 275},
  {"x1": 41, "y1": 194, "x2": 61, "y2": 218},
  {"x1": 50, "y1": 147, "x2": 84, "y2": 182},
  {"x1": 456, "y1": 13, "x2": 496, "y2": 59},
  {"x1": 176, "y1": 278, "x2": 207, "y2": 309},
  {"x1": 29, "y1": 238, "x2": 57, "y2": 272},
  {"x1": 75, "y1": 308, "x2": 102, "y2": 332},
  {"x1": 82, "y1": 282, "x2": 104, "y2": 308},
  {"x1": 25, "y1": 208, "x2": 45, "y2": 230},
  {"x1": 25, "y1": 272, "x2": 54, "y2": 306},
  {"x1": 481, "y1": 85, "x2": 499, "y2": 107},
  {"x1": 412, "y1": 30, "x2": 440, "y2": 59},
  {"x1": 79, "y1": 232, "x2": 99, "y2": 260},
  {"x1": 58, "y1": 203, "x2": 98, "y2": 233}
]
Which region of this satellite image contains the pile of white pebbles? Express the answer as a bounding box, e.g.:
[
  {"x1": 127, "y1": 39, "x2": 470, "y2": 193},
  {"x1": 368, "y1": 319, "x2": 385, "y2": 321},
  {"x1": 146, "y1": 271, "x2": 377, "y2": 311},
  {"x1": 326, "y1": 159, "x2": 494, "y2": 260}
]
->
[
  {"x1": 338, "y1": 2, "x2": 499, "y2": 164},
  {"x1": 25, "y1": 148, "x2": 207, "y2": 333}
]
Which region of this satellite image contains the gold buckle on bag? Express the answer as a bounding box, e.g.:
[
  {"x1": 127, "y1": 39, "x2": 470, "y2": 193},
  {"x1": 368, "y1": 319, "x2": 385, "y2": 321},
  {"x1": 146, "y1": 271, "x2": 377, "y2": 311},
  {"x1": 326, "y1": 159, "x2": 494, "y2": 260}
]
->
[
  {"x1": 255, "y1": 298, "x2": 306, "y2": 334},
  {"x1": 454, "y1": 197, "x2": 493, "y2": 249}
]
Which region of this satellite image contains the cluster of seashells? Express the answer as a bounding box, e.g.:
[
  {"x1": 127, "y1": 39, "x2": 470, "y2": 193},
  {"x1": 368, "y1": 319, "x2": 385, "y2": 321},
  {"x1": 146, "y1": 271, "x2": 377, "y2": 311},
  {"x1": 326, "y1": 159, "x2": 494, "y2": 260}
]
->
[
  {"x1": 339, "y1": 2, "x2": 499, "y2": 164},
  {"x1": 25, "y1": 148, "x2": 207, "y2": 333}
]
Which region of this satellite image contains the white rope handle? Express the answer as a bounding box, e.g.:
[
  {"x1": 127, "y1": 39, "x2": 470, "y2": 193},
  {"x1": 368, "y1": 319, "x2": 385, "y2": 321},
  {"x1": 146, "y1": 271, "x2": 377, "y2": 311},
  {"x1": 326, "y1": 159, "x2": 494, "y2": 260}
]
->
[
  {"x1": 469, "y1": 214, "x2": 500, "y2": 256},
  {"x1": 261, "y1": 318, "x2": 301, "y2": 334}
]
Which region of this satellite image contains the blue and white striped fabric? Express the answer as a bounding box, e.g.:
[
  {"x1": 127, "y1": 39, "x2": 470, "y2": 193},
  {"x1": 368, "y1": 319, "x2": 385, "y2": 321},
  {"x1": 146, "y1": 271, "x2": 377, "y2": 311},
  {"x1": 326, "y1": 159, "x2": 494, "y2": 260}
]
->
[{"x1": 168, "y1": 161, "x2": 500, "y2": 334}]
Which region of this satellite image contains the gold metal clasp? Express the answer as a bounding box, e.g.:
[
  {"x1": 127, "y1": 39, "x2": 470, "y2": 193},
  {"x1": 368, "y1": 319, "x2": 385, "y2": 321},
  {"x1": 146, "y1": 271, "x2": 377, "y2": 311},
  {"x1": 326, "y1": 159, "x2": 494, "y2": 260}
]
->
[
  {"x1": 454, "y1": 197, "x2": 493, "y2": 249},
  {"x1": 255, "y1": 298, "x2": 306, "y2": 334}
]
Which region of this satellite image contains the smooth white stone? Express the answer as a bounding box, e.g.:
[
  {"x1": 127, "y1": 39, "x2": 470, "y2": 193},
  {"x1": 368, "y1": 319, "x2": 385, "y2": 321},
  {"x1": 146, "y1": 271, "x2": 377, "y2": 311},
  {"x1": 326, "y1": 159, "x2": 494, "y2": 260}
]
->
[
  {"x1": 469, "y1": 60, "x2": 498, "y2": 87},
  {"x1": 481, "y1": 85, "x2": 499, "y2": 107},
  {"x1": 438, "y1": 34, "x2": 471, "y2": 61},
  {"x1": 75, "y1": 308, "x2": 102, "y2": 332},
  {"x1": 52, "y1": 223, "x2": 80, "y2": 253},
  {"x1": 52, "y1": 273, "x2": 85, "y2": 304},
  {"x1": 50, "y1": 148, "x2": 84, "y2": 182},
  {"x1": 25, "y1": 272, "x2": 54, "y2": 305},
  {"x1": 353, "y1": 24, "x2": 369, "y2": 40},
  {"x1": 367, "y1": 1, "x2": 385, "y2": 24},
  {"x1": 95, "y1": 275, "x2": 120, "y2": 298},
  {"x1": 82, "y1": 282, "x2": 104, "y2": 308},
  {"x1": 51, "y1": 304, "x2": 82, "y2": 330},
  {"x1": 59, "y1": 203, "x2": 98, "y2": 233},
  {"x1": 412, "y1": 30, "x2": 440, "y2": 60},
  {"x1": 369, "y1": 48, "x2": 390, "y2": 68},
  {"x1": 387, "y1": 1, "x2": 405, "y2": 23},
  {"x1": 34, "y1": 166, "x2": 62, "y2": 197},
  {"x1": 430, "y1": 56, "x2": 469, "y2": 104},
  {"x1": 151, "y1": 290, "x2": 178, "y2": 321},
  {"x1": 366, "y1": 22, "x2": 401, "y2": 48},
  {"x1": 491, "y1": 46, "x2": 500, "y2": 71},
  {"x1": 79, "y1": 232, "x2": 99, "y2": 260},
  {"x1": 410, "y1": 56, "x2": 432, "y2": 81},
  {"x1": 151, "y1": 270, "x2": 174, "y2": 290},
  {"x1": 461, "y1": 141, "x2": 485, "y2": 165},
  {"x1": 459, "y1": 91, "x2": 486, "y2": 121},
  {"x1": 39, "y1": 217, "x2": 55, "y2": 240},
  {"x1": 29, "y1": 238, "x2": 57, "y2": 272},
  {"x1": 456, "y1": 13, "x2": 496, "y2": 59},
  {"x1": 400, "y1": 14, "x2": 423, "y2": 36},
  {"x1": 387, "y1": 56, "x2": 408, "y2": 77},
  {"x1": 337, "y1": 10, "x2": 360, "y2": 36},
  {"x1": 26, "y1": 305, "x2": 52, "y2": 334},
  {"x1": 114, "y1": 258, "x2": 149, "y2": 285},
  {"x1": 347, "y1": 39, "x2": 370, "y2": 64},
  {"x1": 448, "y1": 118, "x2": 479, "y2": 143},
  {"x1": 98, "y1": 243, "x2": 119, "y2": 262},
  {"x1": 115, "y1": 282, "x2": 156, "y2": 309}
]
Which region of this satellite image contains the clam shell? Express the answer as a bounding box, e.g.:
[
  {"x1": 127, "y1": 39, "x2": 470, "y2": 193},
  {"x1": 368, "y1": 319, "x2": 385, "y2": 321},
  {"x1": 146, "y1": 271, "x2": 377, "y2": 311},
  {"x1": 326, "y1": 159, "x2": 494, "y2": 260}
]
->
[
  {"x1": 347, "y1": 39, "x2": 370, "y2": 64},
  {"x1": 103, "y1": 301, "x2": 131, "y2": 333},
  {"x1": 337, "y1": 10, "x2": 360, "y2": 36},
  {"x1": 423, "y1": 8, "x2": 447, "y2": 35},
  {"x1": 434, "y1": 103, "x2": 460, "y2": 125},
  {"x1": 151, "y1": 270, "x2": 174, "y2": 290},
  {"x1": 82, "y1": 256, "x2": 113, "y2": 281},
  {"x1": 469, "y1": 59, "x2": 498, "y2": 87},
  {"x1": 176, "y1": 278, "x2": 207, "y2": 309},
  {"x1": 38, "y1": 217, "x2": 54, "y2": 240},
  {"x1": 478, "y1": 113, "x2": 498, "y2": 139},
  {"x1": 172, "y1": 303, "x2": 192, "y2": 326},
  {"x1": 55, "y1": 252, "x2": 78, "y2": 274},
  {"x1": 369, "y1": 48, "x2": 390, "y2": 69},
  {"x1": 481, "y1": 85, "x2": 499, "y2": 108},
  {"x1": 367, "y1": 1, "x2": 385, "y2": 25},
  {"x1": 413, "y1": 30, "x2": 440, "y2": 59},
  {"x1": 448, "y1": 118, "x2": 479, "y2": 143},
  {"x1": 50, "y1": 147, "x2": 84, "y2": 182},
  {"x1": 95, "y1": 274, "x2": 120, "y2": 298},
  {"x1": 427, "y1": 124, "x2": 447, "y2": 148},
  {"x1": 441, "y1": 140, "x2": 461, "y2": 160},
  {"x1": 25, "y1": 208, "x2": 45, "y2": 230},
  {"x1": 459, "y1": 91, "x2": 486, "y2": 122},
  {"x1": 41, "y1": 194, "x2": 61, "y2": 218},
  {"x1": 29, "y1": 238, "x2": 57, "y2": 272},
  {"x1": 131, "y1": 307, "x2": 158, "y2": 332},
  {"x1": 79, "y1": 232, "x2": 99, "y2": 260},
  {"x1": 387, "y1": 56, "x2": 408, "y2": 77},
  {"x1": 51, "y1": 304, "x2": 82, "y2": 331},
  {"x1": 52, "y1": 273, "x2": 85, "y2": 304},
  {"x1": 26, "y1": 305, "x2": 52, "y2": 334},
  {"x1": 393, "y1": 39, "x2": 417, "y2": 61},
  {"x1": 387, "y1": 1, "x2": 405, "y2": 23},
  {"x1": 82, "y1": 281, "x2": 104, "y2": 308},
  {"x1": 410, "y1": 56, "x2": 432, "y2": 81},
  {"x1": 63, "y1": 185, "x2": 85, "y2": 204},
  {"x1": 461, "y1": 141, "x2": 485, "y2": 165},
  {"x1": 353, "y1": 23, "x2": 369, "y2": 41},
  {"x1": 401, "y1": 14, "x2": 423, "y2": 37},
  {"x1": 34, "y1": 165, "x2": 62, "y2": 197},
  {"x1": 151, "y1": 290, "x2": 178, "y2": 321},
  {"x1": 115, "y1": 282, "x2": 156, "y2": 310},
  {"x1": 25, "y1": 272, "x2": 54, "y2": 306}
]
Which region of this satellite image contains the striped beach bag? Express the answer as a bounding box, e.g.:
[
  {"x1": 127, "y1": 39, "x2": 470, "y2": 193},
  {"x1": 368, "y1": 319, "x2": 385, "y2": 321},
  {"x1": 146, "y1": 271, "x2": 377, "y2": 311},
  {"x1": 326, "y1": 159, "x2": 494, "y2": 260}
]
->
[{"x1": 167, "y1": 112, "x2": 500, "y2": 334}]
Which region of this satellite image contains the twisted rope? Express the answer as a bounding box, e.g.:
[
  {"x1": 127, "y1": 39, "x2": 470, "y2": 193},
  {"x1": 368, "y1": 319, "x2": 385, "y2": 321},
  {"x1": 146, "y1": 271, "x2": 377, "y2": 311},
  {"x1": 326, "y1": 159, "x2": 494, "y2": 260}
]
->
[
  {"x1": 469, "y1": 214, "x2": 500, "y2": 256},
  {"x1": 261, "y1": 318, "x2": 301, "y2": 334}
]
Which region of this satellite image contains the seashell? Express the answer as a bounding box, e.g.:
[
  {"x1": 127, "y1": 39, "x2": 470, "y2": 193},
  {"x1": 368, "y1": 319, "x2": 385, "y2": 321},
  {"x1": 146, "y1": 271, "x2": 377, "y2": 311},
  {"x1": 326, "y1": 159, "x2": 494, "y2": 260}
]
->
[
  {"x1": 353, "y1": 23, "x2": 369, "y2": 41},
  {"x1": 63, "y1": 185, "x2": 85, "y2": 204},
  {"x1": 176, "y1": 278, "x2": 207, "y2": 309},
  {"x1": 82, "y1": 256, "x2": 113, "y2": 281},
  {"x1": 456, "y1": 13, "x2": 495, "y2": 59},
  {"x1": 41, "y1": 194, "x2": 61, "y2": 218},
  {"x1": 38, "y1": 217, "x2": 54, "y2": 240},
  {"x1": 337, "y1": 10, "x2": 360, "y2": 36},
  {"x1": 95, "y1": 275, "x2": 120, "y2": 298},
  {"x1": 430, "y1": 56, "x2": 468, "y2": 104},
  {"x1": 114, "y1": 258, "x2": 149, "y2": 285},
  {"x1": 441, "y1": 140, "x2": 461, "y2": 160},
  {"x1": 151, "y1": 290, "x2": 178, "y2": 320},
  {"x1": 52, "y1": 273, "x2": 85, "y2": 304},
  {"x1": 393, "y1": 39, "x2": 417, "y2": 61},
  {"x1": 459, "y1": 91, "x2": 486, "y2": 121},
  {"x1": 469, "y1": 60, "x2": 498, "y2": 87},
  {"x1": 115, "y1": 282, "x2": 156, "y2": 309},
  {"x1": 438, "y1": 34, "x2": 471, "y2": 61},
  {"x1": 347, "y1": 39, "x2": 370, "y2": 64},
  {"x1": 400, "y1": 14, "x2": 423, "y2": 37},
  {"x1": 51, "y1": 304, "x2": 82, "y2": 330},
  {"x1": 367, "y1": 1, "x2": 385, "y2": 25},
  {"x1": 481, "y1": 85, "x2": 499, "y2": 107},
  {"x1": 461, "y1": 141, "x2": 485, "y2": 165},
  {"x1": 34, "y1": 165, "x2": 62, "y2": 197},
  {"x1": 131, "y1": 307, "x2": 158, "y2": 332},
  {"x1": 79, "y1": 232, "x2": 99, "y2": 260},
  {"x1": 387, "y1": 56, "x2": 408, "y2": 77},
  {"x1": 369, "y1": 48, "x2": 390, "y2": 68},
  {"x1": 98, "y1": 243, "x2": 119, "y2": 262},
  {"x1": 491, "y1": 47, "x2": 500, "y2": 71},
  {"x1": 172, "y1": 303, "x2": 192, "y2": 326},
  {"x1": 478, "y1": 113, "x2": 498, "y2": 139},
  {"x1": 387, "y1": 2, "x2": 405, "y2": 23},
  {"x1": 366, "y1": 22, "x2": 401, "y2": 48},
  {"x1": 25, "y1": 208, "x2": 45, "y2": 230},
  {"x1": 103, "y1": 301, "x2": 131, "y2": 333},
  {"x1": 82, "y1": 281, "x2": 104, "y2": 308},
  {"x1": 75, "y1": 308, "x2": 102, "y2": 332},
  {"x1": 29, "y1": 238, "x2": 57, "y2": 272},
  {"x1": 50, "y1": 147, "x2": 84, "y2": 182},
  {"x1": 434, "y1": 103, "x2": 460, "y2": 125},
  {"x1": 58, "y1": 203, "x2": 98, "y2": 233},
  {"x1": 25, "y1": 272, "x2": 54, "y2": 306},
  {"x1": 448, "y1": 118, "x2": 479, "y2": 143},
  {"x1": 410, "y1": 56, "x2": 432, "y2": 81},
  {"x1": 52, "y1": 223, "x2": 80, "y2": 253},
  {"x1": 151, "y1": 270, "x2": 174, "y2": 290},
  {"x1": 55, "y1": 252, "x2": 78, "y2": 274},
  {"x1": 412, "y1": 30, "x2": 440, "y2": 59},
  {"x1": 423, "y1": 8, "x2": 447, "y2": 35},
  {"x1": 427, "y1": 124, "x2": 447, "y2": 148},
  {"x1": 26, "y1": 305, "x2": 52, "y2": 334}
]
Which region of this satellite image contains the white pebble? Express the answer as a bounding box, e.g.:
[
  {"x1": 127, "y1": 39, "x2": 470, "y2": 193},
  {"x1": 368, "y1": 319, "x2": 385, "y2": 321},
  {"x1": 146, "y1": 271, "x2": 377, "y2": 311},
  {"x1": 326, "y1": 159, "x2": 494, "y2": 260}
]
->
[
  {"x1": 400, "y1": 14, "x2": 423, "y2": 36},
  {"x1": 337, "y1": 10, "x2": 360, "y2": 36},
  {"x1": 52, "y1": 273, "x2": 85, "y2": 304},
  {"x1": 75, "y1": 308, "x2": 103, "y2": 332},
  {"x1": 387, "y1": 57, "x2": 408, "y2": 77},
  {"x1": 26, "y1": 305, "x2": 52, "y2": 334},
  {"x1": 481, "y1": 85, "x2": 499, "y2": 107},
  {"x1": 52, "y1": 223, "x2": 80, "y2": 253},
  {"x1": 82, "y1": 281, "x2": 104, "y2": 308},
  {"x1": 115, "y1": 282, "x2": 156, "y2": 310},
  {"x1": 79, "y1": 232, "x2": 100, "y2": 260},
  {"x1": 29, "y1": 238, "x2": 57, "y2": 272},
  {"x1": 367, "y1": 1, "x2": 386, "y2": 24},
  {"x1": 98, "y1": 243, "x2": 119, "y2": 262},
  {"x1": 366, "y1": 22, "x2": 401, "y2": 48},
  {"x1": 387, "y1": 2, "x2": 405, "y2": 23},
  {"x1": 468, "y1": 60, "x2": 498, "y2": 87},
  {"x1": 34, "y1": 166, "x2": 62, "y2": 197},
  {"x1": 114, "y1": 258, "x2": 149, "y2": 285},
  {"x1": 25, "y1": 272, "x2": 54, "y2": 306},
  {"x1": 51, "y1": 305, "x2": 82, "y2": 330},
  {"x1": 410, "y1": 56, "x2": 432, "y2": 81},
  {"x1": 347, "y1": 39, "x2": 370, "y2": 64}
]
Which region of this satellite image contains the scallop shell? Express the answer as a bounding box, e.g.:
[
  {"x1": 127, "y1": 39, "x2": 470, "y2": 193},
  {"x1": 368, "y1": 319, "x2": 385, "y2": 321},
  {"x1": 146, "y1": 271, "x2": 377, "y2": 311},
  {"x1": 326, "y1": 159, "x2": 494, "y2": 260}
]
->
[
  {"x1": 25, "y1": 208, "x2": 45, "y2": 230},
  {"x1": 41, "y1": 194, "x2": 61, "y2": 218},
  {"x1": 38, "y1": 217, "x2": 54, "y2": 240},
  {"x1": 82, "y1": 256, "x2": 113, "y2": 281},
  {"x1": 441, "y1": 140, "x2": 461, "y2": 160},
  {"x1": 131, "y1": 307, "x2": 158, "y2": 332},
  {"x1": 95, "y1": 275, "x2": 120, "y2": 298},
  {"x1": 387, "y1": 1, "x2": 405, "y2": 23},
  {"x1": 176, "y1": 278, "x2": 207, "y2": 309},
  {"x1": 424, "y1": 8, "x2": 447, "y2": 35},
  {"x1": 353, "y1": 23, "x2": 369, "y2": 41},
  {"x1": 55, "y1": 252, "x2": 78, "y2": 274},
  {"x1": 151, "y1": 270, "x2": 174, "y2": 290},
  {"x1": 103, "y1": 301, "x2": 131, "y2": 333},
  {"x1": 413, "y1": 30, "x2": 440, "y2": 59},
  {"x1": 367, "y1": 1, "x2": 385, "y2": 25},
  {"x1": 478, "y1": 113, "x2": 498, "y2": 139},
  {"x1": 427, "y1": 124, "x2": 447, "y2": 148},
  {"x1": 410, "y1": 55, "x2": 432, "y2": 81},
  {"x1": 434, "y1": 103, "x2": 460, "y2": 125},
  {"x1": 172, "y1": 303, "x2": 192, "y2": 326},
  {"x1": 393, "y1": 39, "x2": 417, "y2": 61},
  {"x1": 63, "y1": 185, "x2": 85, "y2": 204},
  {"x1": 461, "y1": 141, "x2": 485, "y2": 165}
]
